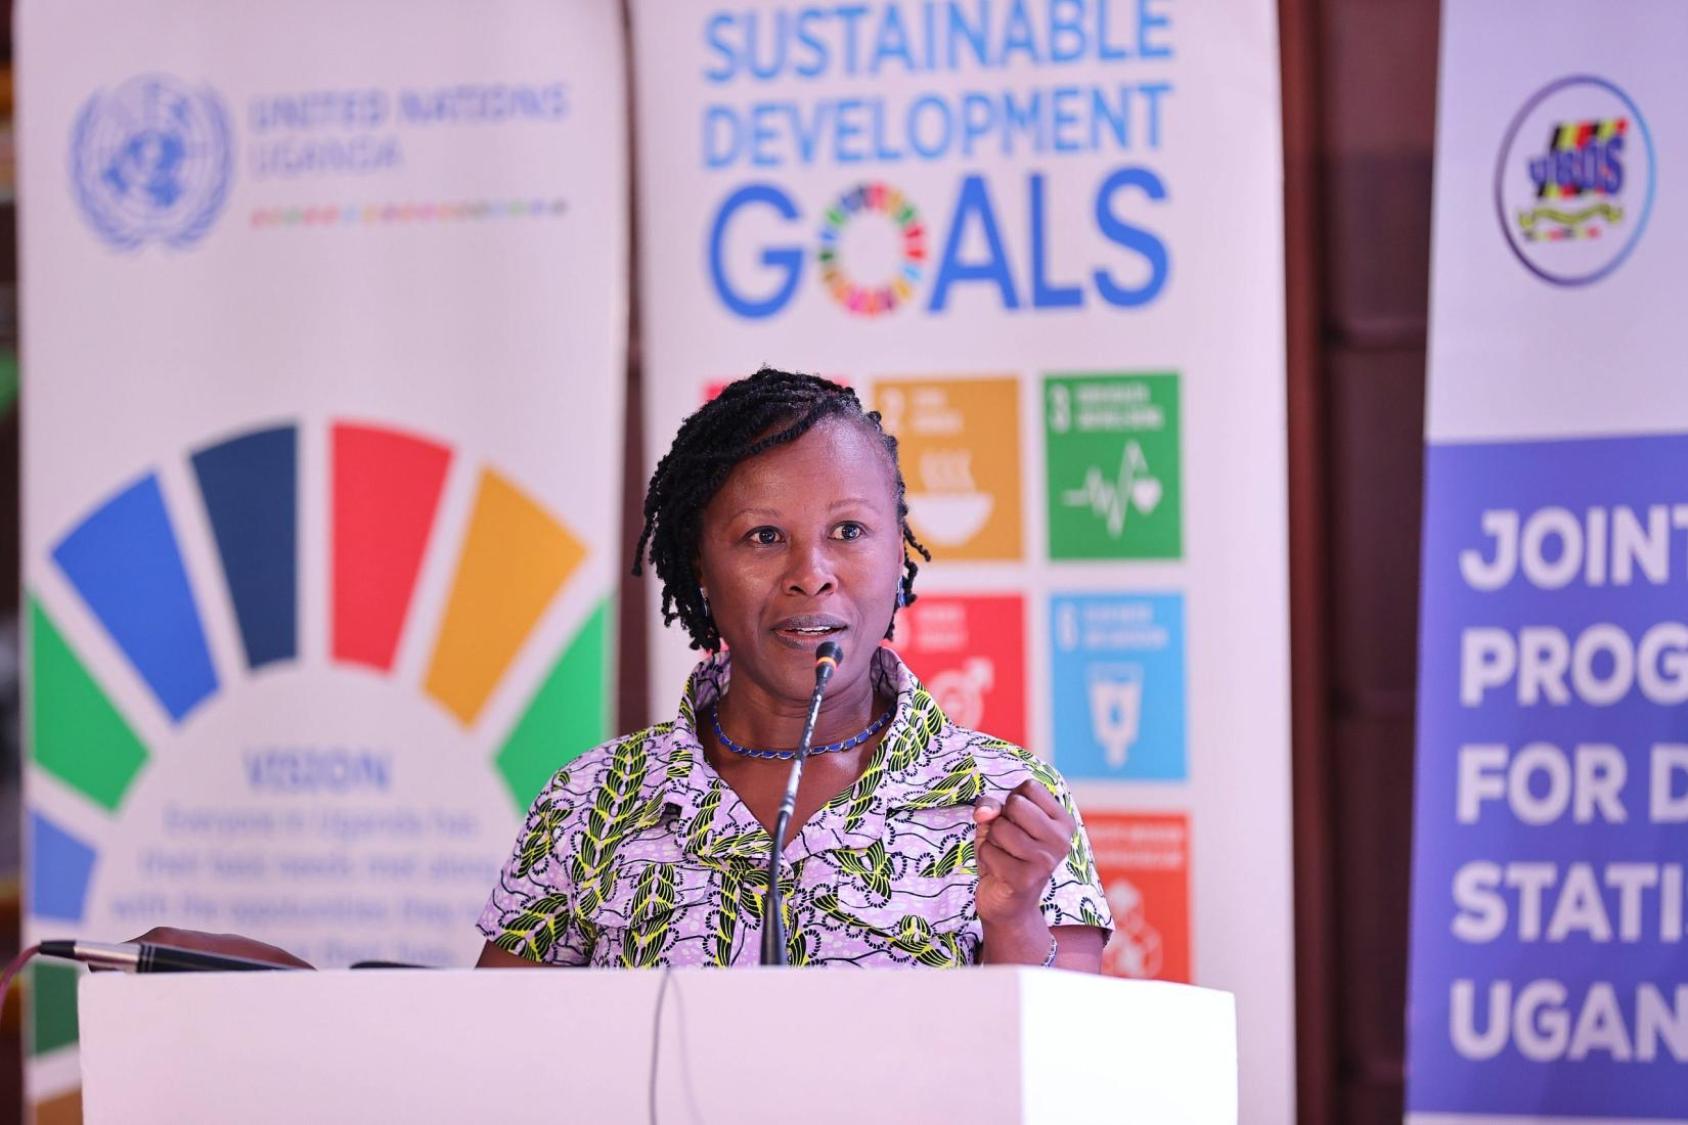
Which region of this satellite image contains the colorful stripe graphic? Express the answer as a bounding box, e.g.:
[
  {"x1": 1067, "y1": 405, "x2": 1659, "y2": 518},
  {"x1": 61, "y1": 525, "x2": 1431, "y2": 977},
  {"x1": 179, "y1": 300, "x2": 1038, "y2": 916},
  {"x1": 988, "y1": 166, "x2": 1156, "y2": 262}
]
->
[
  {"x1": 43, "y1": 418, "x2": 599, "y2": 741},
  {"x1": 28, "y1": 813, "x2": 96, "y2": 922},
  {"x1": 425, "y1": 469, "x2": 587, "y2": 725},
  {"x1": 27, "y1": 416, "x2": 609, "y2": 1088},
  {"x1": 494, "y1": 596, "x2": 611, "y2": 805},
  {"x1": 30, "y1": 1089, "x2": 83, "y2": 1125},
  {"x1": 51, "y1": 473, "x2": 218, "y2": 721},
  {"x1": 29, "y1": 598, "x2": 149, "y2": 811},
  {"x1": 332, "y1": 424, "x2": 452, "y2": 670},
  {"x1": 250, "y1": 197, "x2": 568, "y2": 229},
  {"x1": 30, "y1": 963, "x2": 79, "y2": 1057},
  {"x1": 192, "y1": 425, "x2": 298, "y2": 668}
]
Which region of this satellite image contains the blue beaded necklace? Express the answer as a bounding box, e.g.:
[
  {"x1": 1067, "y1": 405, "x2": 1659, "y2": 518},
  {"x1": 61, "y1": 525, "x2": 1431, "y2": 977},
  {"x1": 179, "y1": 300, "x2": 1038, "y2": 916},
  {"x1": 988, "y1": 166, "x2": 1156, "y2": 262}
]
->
[{"x1": 710, "y1": 703, "x2": 894, "y2": 761}]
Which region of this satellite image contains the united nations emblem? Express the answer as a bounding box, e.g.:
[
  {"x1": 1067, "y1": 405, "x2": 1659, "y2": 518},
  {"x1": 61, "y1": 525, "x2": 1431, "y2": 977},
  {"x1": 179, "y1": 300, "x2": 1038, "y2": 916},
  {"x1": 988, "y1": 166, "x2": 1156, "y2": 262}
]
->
[{"x1": 70, "y1": 75, "x2": 233, "y2": 251}]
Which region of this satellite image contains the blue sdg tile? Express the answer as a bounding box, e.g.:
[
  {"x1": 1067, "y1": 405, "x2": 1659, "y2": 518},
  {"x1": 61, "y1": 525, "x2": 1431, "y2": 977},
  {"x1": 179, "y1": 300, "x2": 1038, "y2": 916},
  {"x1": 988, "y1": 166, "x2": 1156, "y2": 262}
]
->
[{"x1": 1049, "y1": 593, "x2": 1188, "y2": 781}]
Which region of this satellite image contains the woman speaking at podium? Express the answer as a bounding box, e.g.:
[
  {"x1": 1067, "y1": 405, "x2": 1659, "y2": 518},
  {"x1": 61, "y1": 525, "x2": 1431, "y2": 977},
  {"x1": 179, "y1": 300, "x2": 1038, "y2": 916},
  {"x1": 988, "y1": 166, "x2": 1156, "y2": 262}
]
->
[
  {"x1": 474, "y1": 369, "x2": 1112, "y2": 970},
  {"x1": 135, "y1": 369, "x2": 1112, "y2": 971}
]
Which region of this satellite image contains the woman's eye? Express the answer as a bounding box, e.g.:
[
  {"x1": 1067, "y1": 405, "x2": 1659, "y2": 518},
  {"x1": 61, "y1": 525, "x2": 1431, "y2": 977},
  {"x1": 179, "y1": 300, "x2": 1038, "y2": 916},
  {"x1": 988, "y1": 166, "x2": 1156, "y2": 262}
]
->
[
  {"x1": 748, "y1": 527, "x2": 780, "y2": 545},
  {"x1": 834, "y1": 522, "x2": 865, "y2": 541}
]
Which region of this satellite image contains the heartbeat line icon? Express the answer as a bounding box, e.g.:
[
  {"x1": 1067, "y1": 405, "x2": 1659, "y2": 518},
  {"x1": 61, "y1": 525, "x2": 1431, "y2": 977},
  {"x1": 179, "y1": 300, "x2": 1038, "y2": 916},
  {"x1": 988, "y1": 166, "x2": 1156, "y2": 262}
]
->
[{"x1": 1062, "y1": 441, "x2": 1160, "y2": 538}]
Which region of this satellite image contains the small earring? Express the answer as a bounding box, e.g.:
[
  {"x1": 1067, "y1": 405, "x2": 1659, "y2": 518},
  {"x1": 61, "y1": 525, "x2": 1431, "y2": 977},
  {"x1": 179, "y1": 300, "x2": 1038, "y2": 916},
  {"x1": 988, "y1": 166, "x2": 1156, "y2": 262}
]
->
[
  {"x1": 895, "y1": 578, "x2": 908, "y2": 607},
  {"x1": 699, "y1": 587, "x2": 711, "y2": 618}
]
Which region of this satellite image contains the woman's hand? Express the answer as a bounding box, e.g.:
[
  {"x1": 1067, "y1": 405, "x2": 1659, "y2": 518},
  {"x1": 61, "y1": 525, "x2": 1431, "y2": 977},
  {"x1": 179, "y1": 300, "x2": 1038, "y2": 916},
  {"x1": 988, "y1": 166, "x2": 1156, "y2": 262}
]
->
[
  {"x1": 973, "y1": 782, "x2": 1105, "y2": 971},
  {"x1": 972, "y1": 779, "x2": 1074, "y2": 925},
  {"x1": 127, "y1": 927, "x2": 315, "y2": 970}
]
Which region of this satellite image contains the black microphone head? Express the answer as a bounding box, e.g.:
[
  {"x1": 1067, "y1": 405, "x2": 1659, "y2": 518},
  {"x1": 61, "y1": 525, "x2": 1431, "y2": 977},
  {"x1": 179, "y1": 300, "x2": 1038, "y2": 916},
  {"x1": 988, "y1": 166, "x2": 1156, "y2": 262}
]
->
[{"x1": 815, "y1": 640, "x2": 843, "y2": 675}]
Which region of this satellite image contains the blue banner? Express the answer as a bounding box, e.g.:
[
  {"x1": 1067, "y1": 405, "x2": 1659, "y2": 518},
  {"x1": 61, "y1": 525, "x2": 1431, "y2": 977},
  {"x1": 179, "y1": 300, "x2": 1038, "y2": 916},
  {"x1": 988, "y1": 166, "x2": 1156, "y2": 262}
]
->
[{"x1": 1408, "y1": 433, "x2": 1688, "y2": 1117}]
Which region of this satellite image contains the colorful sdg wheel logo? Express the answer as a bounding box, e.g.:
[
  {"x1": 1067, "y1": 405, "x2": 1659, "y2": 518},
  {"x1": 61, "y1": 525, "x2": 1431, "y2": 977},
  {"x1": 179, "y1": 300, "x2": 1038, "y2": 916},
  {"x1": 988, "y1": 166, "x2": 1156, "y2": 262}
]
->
[
  {"x1": 26, "y1": 420, "x2": 610, "y2": 980},
  {"x1": 817, "y1": 182, "x2": 926, "y2": 316}
]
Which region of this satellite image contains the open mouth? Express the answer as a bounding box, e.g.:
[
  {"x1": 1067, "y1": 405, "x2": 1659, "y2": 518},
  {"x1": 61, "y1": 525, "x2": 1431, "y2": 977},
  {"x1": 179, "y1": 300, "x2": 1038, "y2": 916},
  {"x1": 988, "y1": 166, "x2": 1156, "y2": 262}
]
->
[{"x1": 771, "y1": 617, "x2": 848, "y2": 645}]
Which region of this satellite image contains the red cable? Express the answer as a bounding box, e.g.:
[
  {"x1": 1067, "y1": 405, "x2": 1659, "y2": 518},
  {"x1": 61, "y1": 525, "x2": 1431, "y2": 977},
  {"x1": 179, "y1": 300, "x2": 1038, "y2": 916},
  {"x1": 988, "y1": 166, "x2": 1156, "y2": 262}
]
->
[{"x1": 0, "y1": 944, "x2": 43, "y2": 1012}]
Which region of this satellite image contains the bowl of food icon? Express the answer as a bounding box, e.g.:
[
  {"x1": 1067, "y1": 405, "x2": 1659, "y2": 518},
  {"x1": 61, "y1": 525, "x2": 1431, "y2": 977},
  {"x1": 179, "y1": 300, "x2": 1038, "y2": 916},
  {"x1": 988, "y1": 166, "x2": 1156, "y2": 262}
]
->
[{"x1": 907, "y1": 491, "x2": 994, "y2": 545}]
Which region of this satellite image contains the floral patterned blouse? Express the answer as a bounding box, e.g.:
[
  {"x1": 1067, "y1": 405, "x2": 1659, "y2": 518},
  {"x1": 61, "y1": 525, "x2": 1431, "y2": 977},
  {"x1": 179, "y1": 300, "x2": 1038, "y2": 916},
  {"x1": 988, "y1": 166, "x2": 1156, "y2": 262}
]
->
[{"x1": 478, "y1": 648, "x2": 1113, "y2": 967}]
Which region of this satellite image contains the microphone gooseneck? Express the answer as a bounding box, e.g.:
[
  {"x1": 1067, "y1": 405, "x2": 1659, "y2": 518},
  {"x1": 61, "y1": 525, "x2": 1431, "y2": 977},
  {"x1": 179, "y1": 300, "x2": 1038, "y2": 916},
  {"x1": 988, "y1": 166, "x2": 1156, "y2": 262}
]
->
[{"x1": 760, "y1": 640, "x2": 843, "y2": 966}]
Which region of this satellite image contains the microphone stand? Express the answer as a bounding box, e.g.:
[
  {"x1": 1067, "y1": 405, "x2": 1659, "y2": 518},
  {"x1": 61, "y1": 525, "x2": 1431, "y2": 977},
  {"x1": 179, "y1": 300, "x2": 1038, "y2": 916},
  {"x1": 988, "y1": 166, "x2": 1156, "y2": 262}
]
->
[{"x1": 760, "y1": 641, "x2": 841, "y2": 966}]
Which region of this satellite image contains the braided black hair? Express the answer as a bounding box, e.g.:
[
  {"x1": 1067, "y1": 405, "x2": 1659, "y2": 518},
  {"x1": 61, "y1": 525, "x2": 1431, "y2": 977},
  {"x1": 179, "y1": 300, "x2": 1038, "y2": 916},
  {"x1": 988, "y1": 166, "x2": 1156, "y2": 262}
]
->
[{"x1": 634, "y1": 367, "x2": 931, "y2": 651}]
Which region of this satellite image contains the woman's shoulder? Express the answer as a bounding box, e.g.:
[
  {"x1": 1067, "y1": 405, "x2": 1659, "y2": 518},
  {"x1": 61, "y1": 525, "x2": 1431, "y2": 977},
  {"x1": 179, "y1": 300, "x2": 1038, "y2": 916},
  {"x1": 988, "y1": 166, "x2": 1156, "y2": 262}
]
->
[
  {"x1": 523, "y1": 721, "x2": 686, "y2": 804},
  {"x1": 892, "y1": 650, "x2": 1068, "y2": 792},
  {"x1": 936, "y1": 719, "x2": 1069, "y2": 795}
]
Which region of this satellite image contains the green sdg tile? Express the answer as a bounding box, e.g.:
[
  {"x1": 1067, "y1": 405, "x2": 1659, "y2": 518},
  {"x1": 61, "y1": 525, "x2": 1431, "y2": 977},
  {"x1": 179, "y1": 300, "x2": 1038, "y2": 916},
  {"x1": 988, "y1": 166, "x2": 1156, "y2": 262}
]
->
[
  {"x1": 494, "y1": 598, "x2": 612, "y2": 810},
  {"x1": 1044, "y1": 373, "x2": 1183, "y2": 560},
  {"x1": 30, "y1": 597, "x2": 150, "y2": 810},
  {"x1": 30, "y1": 961, "x2": 80, "y2": 1056}
]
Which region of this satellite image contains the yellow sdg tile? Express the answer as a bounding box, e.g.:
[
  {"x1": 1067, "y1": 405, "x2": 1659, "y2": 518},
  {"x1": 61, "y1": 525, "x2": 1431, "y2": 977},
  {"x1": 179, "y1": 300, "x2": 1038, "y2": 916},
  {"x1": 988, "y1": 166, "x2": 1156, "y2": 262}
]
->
[
  {"x1": 873, "y1": 376, "x2": 1022, "y2": 562},
  {"x1": 425, "y1": 470, "x2": 586, "y2": 725}
]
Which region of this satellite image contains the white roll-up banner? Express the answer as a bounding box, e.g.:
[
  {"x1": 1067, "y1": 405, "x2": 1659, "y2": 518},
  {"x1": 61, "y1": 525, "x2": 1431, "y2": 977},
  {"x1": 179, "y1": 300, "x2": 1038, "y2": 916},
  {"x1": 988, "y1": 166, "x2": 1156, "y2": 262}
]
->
[
  {"x1": 17, "y1": 0, "x2": 628, "y2": 1114},
  {"x1": 631, "y1": 1, "x2": 1294, "y2": 1116}
]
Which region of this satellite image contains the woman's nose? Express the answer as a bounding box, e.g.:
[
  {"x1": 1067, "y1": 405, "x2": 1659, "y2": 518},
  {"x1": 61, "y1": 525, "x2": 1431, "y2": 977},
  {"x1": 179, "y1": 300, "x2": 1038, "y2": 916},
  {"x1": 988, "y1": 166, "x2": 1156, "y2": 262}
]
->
[{"x1": 783, "y1": 537, "x2": 837, "y2": 596}]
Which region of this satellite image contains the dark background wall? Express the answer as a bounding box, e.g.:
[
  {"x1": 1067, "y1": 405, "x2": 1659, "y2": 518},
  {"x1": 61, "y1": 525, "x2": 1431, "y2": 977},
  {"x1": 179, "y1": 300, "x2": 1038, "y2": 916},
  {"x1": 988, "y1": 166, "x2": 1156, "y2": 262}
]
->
[{"x1": 1285, "y1": 0, "x2": 1439, "y2": 1120}]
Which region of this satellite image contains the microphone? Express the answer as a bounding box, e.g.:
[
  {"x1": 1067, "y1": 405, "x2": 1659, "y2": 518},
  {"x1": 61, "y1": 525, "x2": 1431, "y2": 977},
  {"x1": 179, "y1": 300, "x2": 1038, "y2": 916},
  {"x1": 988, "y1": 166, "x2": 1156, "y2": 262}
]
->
[
  {"x1": 39, "y1": 940, "x2": 303, "y2": 973},
  {"x1": 760, "y1": 640, "x2": 842, "y2": 966}
]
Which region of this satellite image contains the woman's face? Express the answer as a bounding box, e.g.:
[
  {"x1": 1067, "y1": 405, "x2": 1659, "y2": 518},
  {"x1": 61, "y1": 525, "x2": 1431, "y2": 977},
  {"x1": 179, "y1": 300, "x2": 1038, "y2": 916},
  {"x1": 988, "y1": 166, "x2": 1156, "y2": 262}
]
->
[{"x1": 695, "y1": 417, "x2": 905, "y2": 705}]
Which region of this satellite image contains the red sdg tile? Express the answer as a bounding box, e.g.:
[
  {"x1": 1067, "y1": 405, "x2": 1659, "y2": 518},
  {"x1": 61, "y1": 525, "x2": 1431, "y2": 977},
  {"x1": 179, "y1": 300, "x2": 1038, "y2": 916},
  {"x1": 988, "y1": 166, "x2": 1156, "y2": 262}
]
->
[
  {"x1": 893, "y1": 593, "x2": 1025, "y2": 747},
  {"x1": 1082, "y1": 811, "x2": 1192, "y2": 984}
]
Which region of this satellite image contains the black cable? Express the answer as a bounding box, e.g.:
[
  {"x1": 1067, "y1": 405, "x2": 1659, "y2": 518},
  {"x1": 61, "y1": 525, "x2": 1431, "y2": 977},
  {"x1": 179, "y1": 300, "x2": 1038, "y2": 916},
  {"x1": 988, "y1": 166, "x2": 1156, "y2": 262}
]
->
[{"x1": 647, "y1": 966, "x2": 674, "y2": 1125}]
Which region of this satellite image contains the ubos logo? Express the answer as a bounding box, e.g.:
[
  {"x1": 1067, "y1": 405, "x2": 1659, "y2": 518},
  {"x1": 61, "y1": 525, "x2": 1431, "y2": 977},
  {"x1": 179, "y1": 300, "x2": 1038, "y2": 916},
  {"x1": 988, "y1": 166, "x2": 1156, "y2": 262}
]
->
[
  {"x1": 70, "y1": 75, "x2": 233, "y2": 251},
  {"x1": 1494, "y1": 75, "x2": 1655, "y2": 287}
]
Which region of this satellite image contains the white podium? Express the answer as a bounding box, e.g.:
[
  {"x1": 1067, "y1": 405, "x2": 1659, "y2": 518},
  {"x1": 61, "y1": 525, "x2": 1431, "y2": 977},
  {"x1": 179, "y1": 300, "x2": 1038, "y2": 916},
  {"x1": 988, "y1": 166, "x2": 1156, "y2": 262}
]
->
[{"x1": 78, "y1": 967, "x2": 1236, "y2": 1123}]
